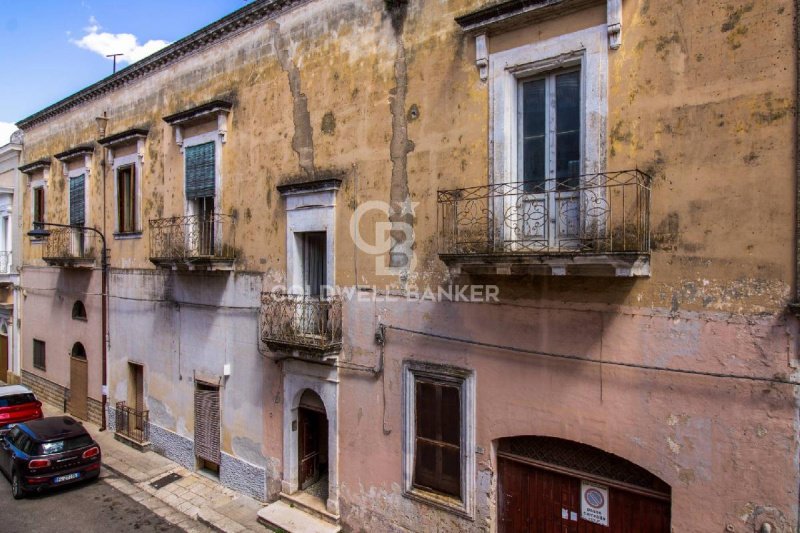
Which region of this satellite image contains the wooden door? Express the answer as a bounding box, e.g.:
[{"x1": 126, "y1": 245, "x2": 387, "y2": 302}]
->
[
  {"x1": 498, "y1": 456, "x2": 670, "y2": 533},
  {"x1": 298, "y1": 407, "x2": 321, "y2": 489},
  {"x1": 194, "y1": 384, "x2": 220, "y2": 468},
  {"x1": 0, "y1": 334, "x2": 7, "y2": 383},
  {"x1": 69, "y1": 356, "x2": 88, "y2": 420}
]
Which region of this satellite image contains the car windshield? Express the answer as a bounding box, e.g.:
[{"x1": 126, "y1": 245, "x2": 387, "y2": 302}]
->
[
  {"x1": 38, "y1": 435, "x2": 93, "y2": 455},
  {"x1": 0, "y1": 394, "x2": 37, "y2": 407}
]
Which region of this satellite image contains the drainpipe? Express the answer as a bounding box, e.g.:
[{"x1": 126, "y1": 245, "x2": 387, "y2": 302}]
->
[{"x1": 96, "y1": 113, "x2": 109, "y2": 431}]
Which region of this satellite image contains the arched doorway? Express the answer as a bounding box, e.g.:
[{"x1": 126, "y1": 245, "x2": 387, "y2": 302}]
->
[
  {"x1": 297, "y1": 389, "x2": 329, "y2": 500},
  {"x1": 69, "y1": 342, "x2": 88, "y2": 421},
  {"x1": 497, "y1": 436, "x2": 671, "y2": 532}
]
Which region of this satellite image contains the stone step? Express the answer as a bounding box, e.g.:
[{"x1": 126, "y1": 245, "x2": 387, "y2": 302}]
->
[
  {"x1": 279, "y1": 492, "x2": 340, "y2": 524},
  {"x1": 257, "y1": 500, "x2": 341, "y2": 533}
]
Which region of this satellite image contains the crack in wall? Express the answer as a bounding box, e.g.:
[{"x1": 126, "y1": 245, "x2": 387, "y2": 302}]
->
[
  {"x1": 269, "y1": 21, "x2": 316, "y2": 179},
  {"x1": 386, "y1": 0, "x2": 415, "y2": 269}
]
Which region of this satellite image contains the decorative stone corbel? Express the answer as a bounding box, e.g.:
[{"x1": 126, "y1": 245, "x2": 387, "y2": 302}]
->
[
  {"x1": 84, "y1": 154, "x2": 92, "y2": 178},
  {"x1": 136, "y1": 138, "x2": 146, "y2": 162},
  {"x1": 175, "y1": 125, "x2": 184, "y2": 148},
  {"x1": 107, "y1": 148, "x2": 115, "y2": 168},
  {"x1": 607, "y1": 0, "x2": 622, "y2": 49},
  {"x1": 475, "y1": 33, "x2": 488, "y2": 81},
  {"x1": 217, "y1": 111, "x2": 229, "y2": 144}
]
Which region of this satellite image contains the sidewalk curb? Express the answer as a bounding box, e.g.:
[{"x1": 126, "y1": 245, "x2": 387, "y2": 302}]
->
[{"x1": 100, "y1": 461, "x2": 138, "y2": 485}]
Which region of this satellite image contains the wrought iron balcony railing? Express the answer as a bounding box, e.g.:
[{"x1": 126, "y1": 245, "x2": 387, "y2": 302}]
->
[
  {"x1": 41, "y1": 227, "x2": 98, "y2": 266},
  {"x1": 0, "y1": 251, "x2": 12, "y2": 274},
  {"x1": 260, "y1": 292, "x2": 343, "y2": 354},
  {"x1": 114, "y1": 401, "x2": 149, "y2": 444},
  {"x1": 149, "y1": 213, "x2": 236, "y2": 266},
  {"x1": 437, "y1": 170, "x2": 651, "y2": 257}
]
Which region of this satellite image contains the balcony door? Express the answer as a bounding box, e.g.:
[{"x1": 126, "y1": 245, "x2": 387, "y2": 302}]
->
[
  {"x1": 301, "y1": 232, "x2": 327, "y2": 337},
  {"x1": 185, "y1": 141, "x2": 217, "y2": 257},
  {"x1": 514, "y1": 68, "x2": 582, "y2": 251}
]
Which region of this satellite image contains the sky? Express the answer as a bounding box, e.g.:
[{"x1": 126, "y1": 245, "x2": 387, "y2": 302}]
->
[{"x1": 0, "y1": 0, "x2": 251, "y2": 144}]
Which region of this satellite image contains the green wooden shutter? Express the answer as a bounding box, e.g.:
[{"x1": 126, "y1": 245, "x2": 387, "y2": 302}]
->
[
  {"x1": 185, "y1": 142, "x2": 216, "y2": 199},
  {"x1": 70, "y1": 174, "x2": 86, "y2": 226}
]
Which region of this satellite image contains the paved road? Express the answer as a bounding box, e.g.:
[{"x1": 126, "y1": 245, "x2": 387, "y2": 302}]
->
[{"x1": 0, "y1": 469, "x2": 182, "y2": 533}]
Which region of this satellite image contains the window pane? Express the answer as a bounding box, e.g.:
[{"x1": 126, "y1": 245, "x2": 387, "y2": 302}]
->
[
  {"x1": 556, "y1": 71, "x2": 581, "y2": 189},
  {"x1": 440, "y1": 445, "x2": 462, "y2": 498},
  {"x1": 416, "y1": 381, "x2": 437, "y2": 440},
  {"x1": 440, "y1": 384, "x2": 460, "y2": 446},
  {"x1": 521, "y1": 79, "x2": 546, "y2": 192},
  {"x1": 414, "y1": 439, "x2": 438, "y2": 489}
]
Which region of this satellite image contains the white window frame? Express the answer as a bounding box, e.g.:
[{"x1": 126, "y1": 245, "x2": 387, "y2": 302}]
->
[
  {"x1": 402, "y1": 360, "x2": 475, "y2": 518},
  {"x1": 490, "y1": 24, "x2": 608, "y2": 186},
  {"x1": 65, "y1": 155, "x2": 91, "y2": 228},
  {"x1": 29, "y1": 170, "x2": 48, "y2": 243},
  {"x1": 110, "y1": 143, "x2": 144, "y2": 237},
  {"x1": 182, "y1": 131, "x2": 222, "y2": 218}
]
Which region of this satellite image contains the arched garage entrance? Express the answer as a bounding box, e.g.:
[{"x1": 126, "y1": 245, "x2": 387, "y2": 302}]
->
[
  {"x1": 497, "y1": 436, "x2": 671, "y2": 532},
  {"x1": 69, "y1": 342, "x2": 88, "y2": 421}
]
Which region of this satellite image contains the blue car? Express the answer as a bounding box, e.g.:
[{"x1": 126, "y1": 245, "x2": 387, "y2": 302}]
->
[{"x1": 0, "y1": 416, "x2": 101, "y2": 499}]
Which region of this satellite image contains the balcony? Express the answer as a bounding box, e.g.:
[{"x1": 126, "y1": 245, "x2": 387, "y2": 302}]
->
[
  {"x1": 437, "y1": 170, "x2": 651, "y2": 277},
  {"x1": 260, "y1": 292, "x2": 343, "y2": 357},
  {"x1": 114, "y1": 401, "x2": 150, "y2": 450},
  {"x1": 148, "y1": 213, "x2": 236, "y2": 270},
  {"x1": 41, "y1": 227, "x2": 97, "y2": 268}
]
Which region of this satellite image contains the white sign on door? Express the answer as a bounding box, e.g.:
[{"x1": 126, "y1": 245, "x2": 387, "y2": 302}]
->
[{"x1": 581, "y1": 481, "x2": 609, "y2": 526}]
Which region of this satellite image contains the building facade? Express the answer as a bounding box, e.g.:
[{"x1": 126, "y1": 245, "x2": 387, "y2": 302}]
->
[
  {"x1": 0, "y1": 132, "x2": 23, "y2": 386},
  {"x1": 15, "y1": 0, "x2": 800, "y2": 531}
]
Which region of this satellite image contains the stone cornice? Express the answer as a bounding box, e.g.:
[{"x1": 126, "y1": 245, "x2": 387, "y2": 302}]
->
[
  {"x1": 16, "y1": 0, "x2": 309, "y2": 131},
  {"x1": 98, "y1": 128, "x2": 149, "y2": 147},
  {"x1": 18, "y1": 159, "x2": 51, "y2": 174},
  {"x1": 455, "y1": 0, "x2": 603, "y2": 34},
  {"x1": 54, "y1": 145, "x2": 94, "y2": 162},
  {"x1": 163, "y1": 100, "x2": 232, "y2": 125}
]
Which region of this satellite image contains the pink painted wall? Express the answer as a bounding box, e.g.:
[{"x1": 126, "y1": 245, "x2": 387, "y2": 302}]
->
[{"x1": 334, "y1": 297, "x2": 799, "y2": 532}]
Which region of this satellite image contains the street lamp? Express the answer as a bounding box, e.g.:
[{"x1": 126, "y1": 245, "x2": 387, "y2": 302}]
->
[{"x1": 27, "y1": 222, "x2": 109, "y2": 431}]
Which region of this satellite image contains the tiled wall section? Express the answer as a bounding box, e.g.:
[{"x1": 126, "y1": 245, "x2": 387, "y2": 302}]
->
[{"x1": 22, "y1": 370, "x2": 103, "y2": 426}]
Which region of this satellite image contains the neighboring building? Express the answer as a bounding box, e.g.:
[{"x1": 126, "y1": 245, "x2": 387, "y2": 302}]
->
[
  {"x1": 0, "y1": 131, "x2": 23, "y2": 385},
  {"x1": 13, "y1": 1, "x2": 800, "y2": 532}
]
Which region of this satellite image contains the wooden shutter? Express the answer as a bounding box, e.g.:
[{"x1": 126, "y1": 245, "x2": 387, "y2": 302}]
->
[
  {"x1": 33, "y1": 340, "x2": 45, "y2": 370},
  {"x1": 70, "y1": 174, "x2": 86, "y2": 226},
  {"x1": 194, "y1": 385, "x2": 221, "y2": 464},
  {"x1": 33, "y1": 188, "x2": 45, "y2": 224},
  {"x1": 414, "y1": 379, "x2": 462, "y2": 498},
  {"x1": 117, "y1": 166, "x2": 136, "y2": 233},
  {"x1": 185, "y1": 142, "x2": 216, "y2": 200}
]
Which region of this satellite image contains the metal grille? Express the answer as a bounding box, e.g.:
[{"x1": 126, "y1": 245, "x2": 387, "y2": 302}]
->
[
  {"x1": 260, "y1": 292, "x2": 342, "y2": 353},
  {"x1": 194, "y1": 386, "x2": 220, "y2": 464},
  {"x1": 149, "y1": 213, "x2": 235, "y2": 261},
  {"x1": 41, "y1": 227, "x2": 97, "y2": 262},
  {"x1": 185, "y1": 142, "x2": 215, "y2": 200},
  {"x1": 114, "y1": 401, "x2": 150, "y2": 444},
  {"x1": 69, "y1": 174, "x2": 86, "y2": 226},
  {"x1": 498, "y1": 436, "x2": 670, "y2": 495},
  {"x1": 437, "y1": 170, "x2": 651, "y2": 255}
]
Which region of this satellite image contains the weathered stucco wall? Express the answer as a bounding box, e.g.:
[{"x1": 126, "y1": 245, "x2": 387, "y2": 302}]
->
[{"x1": 15, "y1": 0, "x2": 800, "y2": 531}]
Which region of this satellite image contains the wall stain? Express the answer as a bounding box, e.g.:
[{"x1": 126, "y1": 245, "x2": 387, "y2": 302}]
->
[
  {"x1": 269, "y1": 21, "x2": 316, "y2": 179},
  {"x1": 385, "y1": 0, "x2": 415, "y2": 269}
]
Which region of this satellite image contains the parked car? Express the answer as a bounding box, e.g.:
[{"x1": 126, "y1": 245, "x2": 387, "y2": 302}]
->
[
  {"x1": 0, "y1": 385, "x2": 43, "y2": 429},
  {"x1": 0, "y1": 416, "x2": 101, "y2": 498}
]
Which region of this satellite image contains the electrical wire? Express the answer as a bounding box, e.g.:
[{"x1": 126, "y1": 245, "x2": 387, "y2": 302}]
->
[{"x1": 382, "y1": 324, "x2": 800, "y2": 386}]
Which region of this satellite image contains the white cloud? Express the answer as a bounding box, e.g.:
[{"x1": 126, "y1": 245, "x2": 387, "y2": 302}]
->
[
  {"x1": 71, "y1": 17, "x2": 171, "y2": 65},
  {"x1": 0, "y1": 122, "x2": 17, "y2": 145}
]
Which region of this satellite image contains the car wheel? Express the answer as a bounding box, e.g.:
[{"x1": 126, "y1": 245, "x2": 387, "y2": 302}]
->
[{"x1": 11, "y1": 471, "x2": 24, "y2": 500}]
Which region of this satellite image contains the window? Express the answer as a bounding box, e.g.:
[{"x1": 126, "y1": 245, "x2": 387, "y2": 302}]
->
[
  {"x1": 185, "y1": 141, "x2": 215, "y2": 202},
  {"x1": 33, "y1": 339, "x2": 45, "y2": 370},
  {"x1": 116, "y1": 165, "x2": 137, "y2": 233},
  {"x1": 33, "y1": 186, "x2": 45, "y2": 226},
  {"x1": 519, "y1": 69, "x2": 581, "y2": 192},
  {"x1": 414, "y1": 378, "x2": 461, "y2": 498},
  {"x1": 72, "y1": 300, "x2": 87, "y2": 321},
  {"x1": 403, "y1": 361, "x2": 475, "y2": 516},
  {"x1": 69, "y1": 174, "x2": 86, "y2": 226}
]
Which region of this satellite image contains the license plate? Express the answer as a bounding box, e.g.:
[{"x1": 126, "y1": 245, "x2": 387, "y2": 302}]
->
[{"x1": 53, "y1": 473, "x2": 80, "y2": 483}]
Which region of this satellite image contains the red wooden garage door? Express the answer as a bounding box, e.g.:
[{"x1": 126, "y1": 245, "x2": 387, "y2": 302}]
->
[{"x1": 497, "y1": 438, "x2": 670, "y2": 533}]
